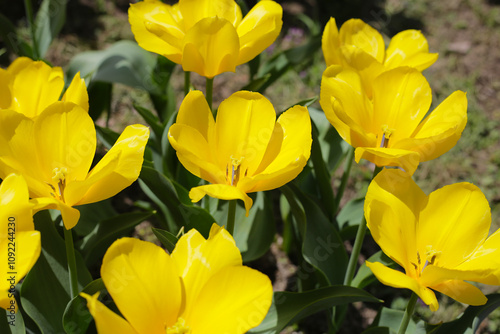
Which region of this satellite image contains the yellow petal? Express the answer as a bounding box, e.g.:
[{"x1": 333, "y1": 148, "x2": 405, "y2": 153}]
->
[
  {"x1": 431, "y1": 280, "x2": 487, "y2": 306},
  {"x1": 101, "y1": 238, "x2": 182, "y2": 332},
  {"x1": 339, "y1": 19, "x2": 385, "y2": 64},
  {"x1": 188, "y1": 266, "x2": 272, "y2": 334},
  {"x1": 241, "y1": 105, "x2": 311, "y2": 192},
  {"x1": 366, "y1": 261, "x2": 439, "y2": 311},
  {"x1": 0, "y1": 290, "x2": 13, "y2": 311},
  {"x1": 175, "y1": 90, "x2": 215, "y2": 142},
  {"x1": 6, "y1": 57, "x2": 33, "y2": 76},
  {"x1": 417, "y1": 182, "x2": 491, "y2": 268},
  {"x1": 322, "y1": 17, "x2": 342, "y2": 66},
  {"x1": 0, "y1": 69, "x2": 12, "y2": 109},
  {"x1": 236, "y1": 0, "x2": 283, "y2": 65},
  {"x1": 189, "y1": 184, "x2": 253, "y2": 215},
  {"x1": 354, "y1": 147, "x2": 421, "y2": 175},
  {"x1": 129, "y1": 0, "x2": 184, "y2": 64},
  {"x1": 372, "y1": 67, "x2": 432, "y2": 144},
  {"x1": 171, "y1": 225, "x2": 242, "y2": 319},
  {"x1": 365, "y1": 169, "x2": 425, "y2": 272},
  {"x1": 30, "y1": 197, "x2": 81, "y2": 229},
  {"x1": 421, "y1": 265, "x2": 499, "y2": 287},
  {"x1": 10, "y1": 60, "x2": 64, "y2": 118},
  {"x1": 61, "y1": 72, "x2": 89, "y2": 112},
  {"x1": 0, "y1": 174, "x2": 35, "y2": 234},
  {"x1": 396, "y1": 91, "x2": 467, "y2": 162},
  {"x1": 182, "y1": 17, "x2": 240, "y2": 78},
  {"x1": 179, "y1": 0, "x2": 242, "y2": 31},
  {"x1": 384, "y1": 30, "x2": 438, "y2": 71},
  {"x1": 81, "y1": 292, "x2": 137, "y2": 334},
  {"x1": 34, "y1": 102, "x2": 96, "y2": 185},
  {"x1": 65, "y1": 124, "x2": 149, "y2": 206},
  {"x1": 214, "y1": 91, "x2": 276, "y2": 175}
]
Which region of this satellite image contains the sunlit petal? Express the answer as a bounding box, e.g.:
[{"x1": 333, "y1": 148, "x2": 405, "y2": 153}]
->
[
  {"x1": 179, "y1": 0, "x2": 242, "y2": 31},
  {"x1": 431, "y1": 280, "x2": 487, "y2": 306},
  {"x1": 30, "y1": 197, "x2": 81, "y2": 230},
  {"x1": 190, "y1": 184, "x2": 253, "y2": 215},
  {"x1": 61, "y1": 72, "x2": 89, "y2": 112},
  {"x1": 322, "y1": 17, "x2": 342, "y2": 66},
  {"x1": 354, "y1": 147, "x2": 420, "y2": 175},
  {"x1": 339, "y1": 19, "x2": 385, "y2": 64},
  {"x1": 385, "y1": 30, "x2": 438, "y2": 71},
  {"x1": 81, "y1": 293, "x2": 137, "y2": 334}
]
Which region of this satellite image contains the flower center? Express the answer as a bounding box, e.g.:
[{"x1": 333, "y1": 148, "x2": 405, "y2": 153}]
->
[
  {"x1": 48, "y1": 167, "x2": 67, "y2": 201},
  {"x1": 379, "y1": 124, "x2": 395, "y2": 148},
  {"x1": 412, "y1": 245, "x2": 442, "y2": 276},
  {"x1": 166, "y1": 317, "x2": 191, "y2": 334},
  {"x1": 225, "y1": 156, "x2": 246, "y2": 186}
]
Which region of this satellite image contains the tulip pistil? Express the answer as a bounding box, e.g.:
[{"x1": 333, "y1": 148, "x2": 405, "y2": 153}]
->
[
  {"x1": 166, "y1": 317, "x2": 191, "y2": 334},
  {"x1": 380, "y1": 124, "x2": 395, "y2": 148},
  {"x1": 49, "y1": 167, "x2": 68, "y2": 201},
  {"x1": 226, "y1": 156, "x2": 245, "y2": 186}
]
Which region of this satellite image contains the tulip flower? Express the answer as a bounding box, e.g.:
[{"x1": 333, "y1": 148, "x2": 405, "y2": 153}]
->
[
  {"x1": 0, "y1": 174, "x2": 41, "y2": 310},
  {"x1": 365, "y1": 169, "x2": 500, "y2": 311},
  {"x1": 0, "y1": 102, "x2": 150, "y2": 229},
  {"x1": 168, "y1": 90, "x2": 312, "y2": 214},
  {"x1": 320, "y1": 66, "x2": 467, "y2": 175},
  {"x1": 129, "y1": 0, "x2": 283, "y2": 78},
  {"x1": 0, "y1": 57, "x2": 88, "y2": 118},
  {"x1": 82, "y1": 223, "x2": 272, "y2": 333},
  {"x1": 322, "y1": 18, "x2": 437, "y2": 97}
]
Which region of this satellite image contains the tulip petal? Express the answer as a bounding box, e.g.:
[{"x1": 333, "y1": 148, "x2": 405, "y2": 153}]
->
[
  {"x1": 421, "y1": 265, "x2": 500, "y2": 287},
  {"x1": 322, "y1": 17, "x2": 342, "y2": 66},
  {"x1": 101, "y1": 238, "x2": 182, "y2": 332},
  {"x1": 65, "y1": 124, "x2": 149, "y2": 206},
  {"x1": 182, "y1": 17, "x2": 240, "y2": 78},
  {"x1": 189, "y1": 184, "x2": 253, "y2": 215},
  {"x1": 339, "y1": 19, "x2": 385, "y2": 64},
  {"x1": 385, "y1": 30, "x2": 438, "y2": 71},
  {"x1": 354, "y1": 147, "x2": 421, "y2": 175},
  {"x1": 236, "y1": 0, "x2": 282, "y2": 65},
  {"x1": 366, "y1": 261, "x2": 439, "y2": 311},
  {"x1": 81, "y1": 293, "x2": 137, "y2": 334},
  {"x1": 30, "y1": 197, "x2": 81, "y2": 229},
  {"x1": 365, "y1": 169, "x2": 425, "y2": 272},
  {"x1": 175, "y1": 90, "x2": 215, "y2": 142},
  {"x1": 179, "y1": 0, "x2": 242, "y2": 31},
  {"x1": 396, "y1": 91, "x2": 467, "y2": 162},
  {"x1": 188, "y1": 266, "x2": 272, "y2": 334},
  {"x1": 431, "y1": 280, "x2": 487, "y2": 306},
  {"x1": 61, "y1": 72, "x2": 89, "y2": 112},
  {"x1": 129, "y1": 0, "x2": 184, "y2": 64},
  {"x1": 0, "y1": 174, "x2": 35, "y2": 234},
  {"x1": 372, "y1": 67, "x2": 432, "y2": 144},
  {"x1": 171, "y1": 225, "x2": 242, "y2": 319},
  {"x1": 418, "y1": 182, "x2": 491, "y2": 268},
  {"x1": 214, "y1": 91, "x2": 276, "y2": 175},
  {"x1": 0, "y1": 69, "x2": 11, "y2": 109}
]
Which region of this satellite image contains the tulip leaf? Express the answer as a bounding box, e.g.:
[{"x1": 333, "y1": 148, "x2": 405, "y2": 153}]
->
[
  {"x1": 371, "y1": 307, "x2": 425, "y2": 334},
  {"x1": 249, "y1": 286, "x2": 380, "y2": 334},
  {"x1": 21, "y1": 211, "x2": 92, "y2": 334},
  {"x1": 0, "y1": 13, "x2": 33, "y2": 57},
  {"x1": 62, "y1": 279, "x2": 106, "y2": 334},
  {"x1": 1, "y1": 305, "x2": 26, "y2": 334},
  {"x1": 34, "y1": 0, "x2": 67, "y2": 58},
  {"x1": 152, "y1": 228, "x2": 178, "y2": 253},
  {"x1": 338, "y1": 197, "x2": 365, "y2": 240},
  {"x1": 79, "y1": 211, "x2": 154, "y2": 266},
  {"x1": 133, "y1": 103, "x2": 164, "y2": 144}
]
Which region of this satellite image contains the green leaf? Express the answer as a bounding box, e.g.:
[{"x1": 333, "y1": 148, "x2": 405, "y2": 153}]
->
[
  {"x1": 1, "y1": 307, "x2": 26, "y2": 334},
  {"x1": 0, "y1": 13, "x2": 33, "y2": 57},
  {"x1": 67, "y1": 40, "x2": 161, "y2": 94},
  {"x1": 338, "y1": 197, "x2": 365, "y2": 240},
  {"x1": 79, "y1": 211, "x2": 153, "y2": 266},
  {"x1": 62, "y1": 279, "x2": 105, "y2": 334},
  {"x1": 34, "y1": 0, "x2": 67, "y2": 58},
  {"x1": 152, "y1": 228, "x2": 178, "y2": 253},
  {"x1": 21, "y1": 211, "x2": 92, "y2": 334},
  {"x1": 371, "y1": 307, "x2": 425, "y2": 334},
  {"x1": 133, "y1": 103, "x2": 164, "y2": 145},
  {"x1": 87, "y1": 82, "x2": 112, "y2": 122},
  {"x1": 352, "y1": 251, "x2": 395, "y2": 289},
  {"x1": 250, "y1": 286, "x2": 380, "y2": 334}
]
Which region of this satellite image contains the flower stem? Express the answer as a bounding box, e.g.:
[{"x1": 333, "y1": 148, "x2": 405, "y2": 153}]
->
[
  {"x1": 343, "y1": 165, "x2": 383, "y2": 286},
  {"x1": 398, "y1": 292, "x2": 418, "y2": 334},
  {"x1": 226, "y1": 200, "x2": 237, "y2": 236},
  {"x1": 206, "y1": 77, "x2": 214, "y2": 115},
  {"x1": 64, "y1": 227, "x2": 79, "y2": 299},
  {"x1": 24, "y1": 0, "x2": 39, "y2": 59},
  {"x1": 184, "y1": 71, "x2": 191, "y2": 96},
  {"x1": 333, "y1": 146, "x2": 355, "y2": 214}
]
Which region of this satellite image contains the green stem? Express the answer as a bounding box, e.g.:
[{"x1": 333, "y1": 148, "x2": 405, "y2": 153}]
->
[
  {"x1": 226, "y1": 200, "x2": 237, "y2": 236},
  {"x1": 64, "y1": 227, "x2": 79, "y2": 299},
  {"x1": 398, "y1": 293, "x2": 419, "y2": 334},
  {"x1": 343, "y1": 165, "x2": 383, "y2": 286},
  {"x1": 206, "y1": 77, "x2": 214, "y2": 115},
  {"x1": 184, "y1": 71, "x2": 191, "y2": 96},
  {"x1": 24, "y1": 0, "x2": 39, "y2": 59},
  {"x1": 333, "y1": 146, "x2": 355, "y2": 214}
]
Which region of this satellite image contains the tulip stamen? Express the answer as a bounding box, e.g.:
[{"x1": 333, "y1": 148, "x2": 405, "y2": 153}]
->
[
  {"x1": 380, "y1": 125, "x2": 395, "y2": 148},
  {"x1": 421, "y1": 245, "x2": 441, "y2": 272},
  {"x1": 166, "y1": 317, "x2": 191, "y2": 334},
  {"x1": 51, "y1": 167, "x2": 68, "y2": 201},
  {"x1": 228, "y1": 156, "x2": 244, "y2": 186}
]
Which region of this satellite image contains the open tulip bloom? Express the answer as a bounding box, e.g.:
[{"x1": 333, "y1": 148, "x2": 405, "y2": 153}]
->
[
  {"x1": 365, "y1": 169, "x2": 500, "y2": 311},
  {"x1": 0, "y1": 174, "x2": 41, "y2": 310},
  {"x1": 168, "y1": 90, "x2": 312, "y2": 214},
  {"x1": 322, "y1": 18, "x2": 438, "y2": 97},
  {"x1": 82, "y1": 224, "x2": 272, "y2": 334},
  {"x1": 320, "y1": 66, "x2": 467, "y2": 175},
  {"x1": 129, "y1": 0, "x2": 283, "y2": 78}
]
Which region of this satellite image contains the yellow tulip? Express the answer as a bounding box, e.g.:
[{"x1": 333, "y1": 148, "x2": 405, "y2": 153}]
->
[
  {"x1": 320, "y1": 66, "x2": 467, "y2": 175},
  {"x1": 82, "y1": 224, "x2": 272, "y2": 334},
  {"x1": 322, "y1": 18, "x2": 438, "y2": 97},
  {"x1": 168, "y1": 90, "x2": 312, "y2": 214},
  {"x1": 0, "y1": 57, "x2": 88, "y2": 118},
  {"x1": 0, "y1": 102, "x2": 150, "y2": 229},
  {"x1": 0, "y1": 174, "x2": 41, "y2": 311},
  {"x1": 129, "y1": 0, "x2": 283, "y2": 78},
  {"x1": 365, "y1": 169, "x2": 500, "y2": 311}
]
